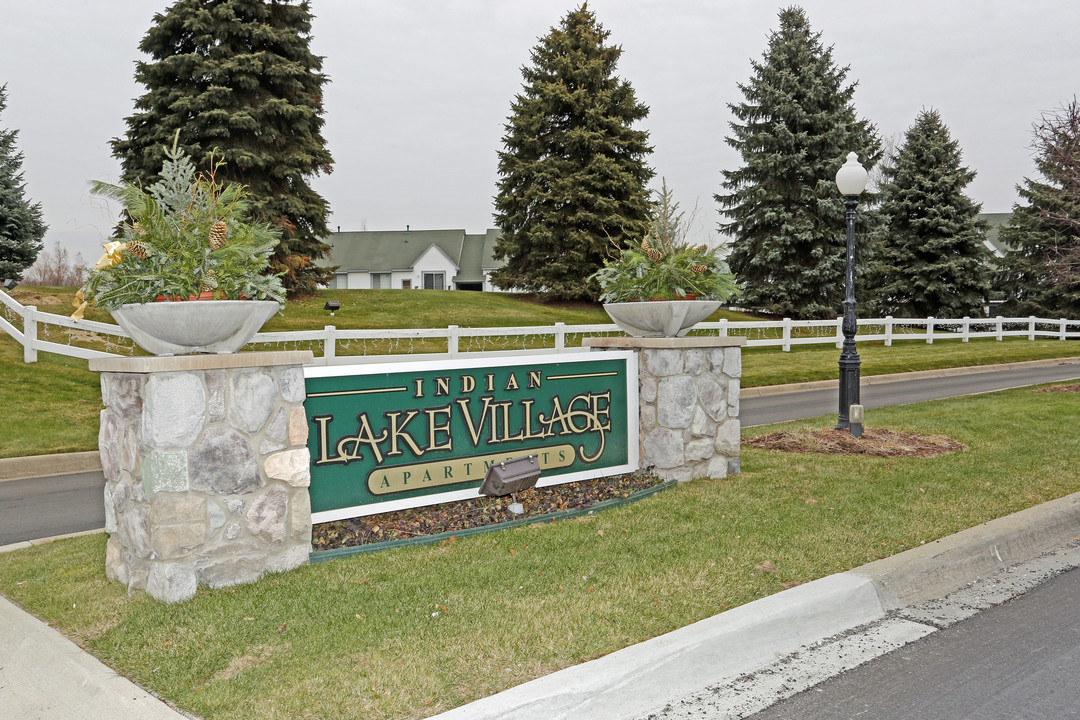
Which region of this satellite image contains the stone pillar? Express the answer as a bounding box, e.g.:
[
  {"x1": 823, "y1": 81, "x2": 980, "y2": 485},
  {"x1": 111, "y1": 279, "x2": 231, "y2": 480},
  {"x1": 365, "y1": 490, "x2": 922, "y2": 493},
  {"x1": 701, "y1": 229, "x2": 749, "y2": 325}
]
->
[
  {"x1": 90, "y1": 351, "x2": 314, "y2": 603},
  {"x1": 583, "y1": 337, "x2": 746, "y2": 483}
]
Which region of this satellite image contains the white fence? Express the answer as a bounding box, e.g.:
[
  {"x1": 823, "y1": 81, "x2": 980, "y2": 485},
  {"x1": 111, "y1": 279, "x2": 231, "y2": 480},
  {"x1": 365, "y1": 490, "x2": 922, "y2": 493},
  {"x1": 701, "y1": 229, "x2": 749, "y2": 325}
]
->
[{"x1": 3, "y1": 290, "x2": 1079, "y2": 365}]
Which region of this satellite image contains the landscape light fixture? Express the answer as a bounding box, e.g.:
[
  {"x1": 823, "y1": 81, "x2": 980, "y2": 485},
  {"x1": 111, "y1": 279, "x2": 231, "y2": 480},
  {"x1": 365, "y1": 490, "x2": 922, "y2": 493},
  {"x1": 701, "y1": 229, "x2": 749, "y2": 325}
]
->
[
  {"x1": 480, "y1": 454, "x2": 541, "y2": 515},
  {"x1": 1, "y1": 279, "x2": 17, "y2": 291},
  {"x1": 834, "y1": 152, "x2": 868, "y2": 434},
  {"x1": 323, "y1": 300, "x2": 341, "y2": 316}
]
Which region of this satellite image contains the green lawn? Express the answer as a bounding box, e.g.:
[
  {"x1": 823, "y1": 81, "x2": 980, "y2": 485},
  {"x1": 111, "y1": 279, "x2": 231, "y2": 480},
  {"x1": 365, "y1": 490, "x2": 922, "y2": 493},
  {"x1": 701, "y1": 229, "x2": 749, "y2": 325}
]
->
[
  {"x1": 2, "y1": 287, "x2": 1079, "y2": 458},
  {"x1": 2, "y1": 385, "x2": 1078, "y2": 719}
]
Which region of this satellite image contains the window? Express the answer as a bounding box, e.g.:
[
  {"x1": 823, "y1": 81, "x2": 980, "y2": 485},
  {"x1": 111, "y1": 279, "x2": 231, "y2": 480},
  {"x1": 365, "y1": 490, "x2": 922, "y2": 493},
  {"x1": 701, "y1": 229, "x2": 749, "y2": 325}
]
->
[
  {"x1": 423, "y1": 272, "x2": 445, "y2": 290},
  {"x1": 370, "y1": 272, "x2": 390, "y2": 289}
]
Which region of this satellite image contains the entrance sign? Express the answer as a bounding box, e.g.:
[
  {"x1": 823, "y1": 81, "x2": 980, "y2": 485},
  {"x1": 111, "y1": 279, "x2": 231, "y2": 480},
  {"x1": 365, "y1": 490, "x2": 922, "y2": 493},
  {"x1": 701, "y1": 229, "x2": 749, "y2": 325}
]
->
[{"x1": 304, "y1": 351, "x2": 638, "y2": 523}]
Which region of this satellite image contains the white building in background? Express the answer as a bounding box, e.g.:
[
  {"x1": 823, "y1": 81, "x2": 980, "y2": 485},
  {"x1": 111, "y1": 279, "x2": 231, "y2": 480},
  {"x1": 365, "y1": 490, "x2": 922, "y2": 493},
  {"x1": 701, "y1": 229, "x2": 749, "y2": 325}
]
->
[{"x1": 320, "y1": 228, "x2": 504, "y2": 292}]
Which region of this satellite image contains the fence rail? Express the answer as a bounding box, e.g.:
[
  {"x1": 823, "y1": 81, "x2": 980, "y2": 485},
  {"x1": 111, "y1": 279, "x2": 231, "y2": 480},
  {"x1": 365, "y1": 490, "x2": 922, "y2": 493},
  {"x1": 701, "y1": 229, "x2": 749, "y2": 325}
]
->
[{"x1": 3, "y1": 290, "x2": 1079, "y2": 365}]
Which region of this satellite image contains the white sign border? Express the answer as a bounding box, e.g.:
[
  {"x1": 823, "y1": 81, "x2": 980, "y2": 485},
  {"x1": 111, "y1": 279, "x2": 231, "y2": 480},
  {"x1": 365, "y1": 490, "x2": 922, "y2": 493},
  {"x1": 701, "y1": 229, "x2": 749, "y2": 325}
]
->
[{"x1": 305, "y1": 350, "x2": 639, "y2": 524}]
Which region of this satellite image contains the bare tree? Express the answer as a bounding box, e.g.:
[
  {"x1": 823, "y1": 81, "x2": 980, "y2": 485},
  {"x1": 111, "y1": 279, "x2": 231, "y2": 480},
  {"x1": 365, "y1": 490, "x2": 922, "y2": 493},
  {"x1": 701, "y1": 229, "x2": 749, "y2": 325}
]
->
[{"x1": 19, "y1": 240, "x2": 86, "y2": 286}]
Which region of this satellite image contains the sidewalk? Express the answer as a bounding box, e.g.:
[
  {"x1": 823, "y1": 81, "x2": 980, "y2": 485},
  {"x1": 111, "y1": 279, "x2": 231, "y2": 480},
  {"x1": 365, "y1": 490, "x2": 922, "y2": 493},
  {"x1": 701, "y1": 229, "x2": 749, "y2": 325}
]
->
[{"x1": 2, "y1": 490, "x2": 1077, "y2": 720}]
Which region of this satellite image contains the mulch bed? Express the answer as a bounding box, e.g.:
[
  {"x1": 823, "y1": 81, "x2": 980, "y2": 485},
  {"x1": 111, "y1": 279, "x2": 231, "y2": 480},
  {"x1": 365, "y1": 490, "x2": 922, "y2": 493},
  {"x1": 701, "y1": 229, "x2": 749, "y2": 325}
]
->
[
  {"x1": 311, "y1": 472, "x2": 666, "y2": 551},
  {"x1": 744, "y1": 427, "x2": 967, "y2": 458},
  {"x1": 1033, "y1": 383, "x2": 1080, "y2": 393}
]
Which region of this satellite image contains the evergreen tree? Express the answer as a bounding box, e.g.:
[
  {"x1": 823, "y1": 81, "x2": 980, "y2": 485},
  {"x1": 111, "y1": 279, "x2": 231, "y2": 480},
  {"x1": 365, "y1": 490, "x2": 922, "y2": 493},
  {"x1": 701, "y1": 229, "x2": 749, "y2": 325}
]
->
[
  {"x1": 999, "y1": 98, "x2": 1080, "y2": 316},
  {"x1": 717, "y1": 6, "x2": 881, "y2": 318},
  {"x1": 865, "y1": 109, "x2": 991, "y2": 317},
  {"x1": 0, "y1": 85, "x2": 46, "y2": 283},
  {"x1": 491, "y1": 4, "x2": 654, "y2": 301},
  {"x1": 110, "y1": 0, "x2": 334, "y2": 296}
]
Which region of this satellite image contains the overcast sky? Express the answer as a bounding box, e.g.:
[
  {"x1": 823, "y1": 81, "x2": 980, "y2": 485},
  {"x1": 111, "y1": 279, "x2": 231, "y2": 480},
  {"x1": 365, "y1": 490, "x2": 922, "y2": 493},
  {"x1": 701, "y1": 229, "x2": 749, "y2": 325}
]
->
[{"x1": 3, "y1": 0, "x2": 1078, "y2": 263}]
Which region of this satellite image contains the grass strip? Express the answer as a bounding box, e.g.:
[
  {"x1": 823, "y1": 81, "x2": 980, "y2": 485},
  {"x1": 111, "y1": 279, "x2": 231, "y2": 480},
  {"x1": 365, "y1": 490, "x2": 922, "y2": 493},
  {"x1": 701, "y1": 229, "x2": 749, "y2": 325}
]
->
[{"x1": 1, "y1": 384, "x2": 1078, "y2": 719}]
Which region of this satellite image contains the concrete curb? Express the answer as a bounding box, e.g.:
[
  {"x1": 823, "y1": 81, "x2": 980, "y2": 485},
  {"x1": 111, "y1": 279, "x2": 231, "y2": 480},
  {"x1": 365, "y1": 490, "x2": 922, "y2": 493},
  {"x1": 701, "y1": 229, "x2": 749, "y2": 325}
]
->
[
  {"x1": 428, "y1": 489, "x2": 1080, "y2": 720},
  {"x1": 740, "y1": 356, "x2": 1080, "y2": 398},
  {"x1": 0, "y1": 528, "x2": 104, "y2": 555},
  {"x1": 0, "y1": 450, "x2": 101, "y2": 482},
  {"x1": 0, "y1": 594, "x2": 188, "y2": 719}
]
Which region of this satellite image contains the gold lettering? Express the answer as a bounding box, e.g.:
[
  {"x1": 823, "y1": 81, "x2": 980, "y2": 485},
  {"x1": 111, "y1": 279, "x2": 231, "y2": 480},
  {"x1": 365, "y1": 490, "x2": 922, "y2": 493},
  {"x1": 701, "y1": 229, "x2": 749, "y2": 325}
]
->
[
  {"x1": 485, "y1": 373, "x2": 495, "y2": 392},
  {"x1": 461, "y1": 375, "x2": 476, "y2": 393},
  {"x1": 435, "y1": 376, "x2": 451, "y2": 396},
  {"x1": 527, "y1": 370, "x2": 541, "y2": 389},
  {"x1": 413, "y1": 378, "x2": 423, "y2": 398},
  {"x1": 335, "y1": 413, "x2": 387, "y2": 464},
  {"x1": 385, "y1": 410, "x2": 424, "y2": 457},
  {"x1": 426, "y1": 406, "x2": 453, "y2": 451},
  {"x1": 311, "y1": 415, "x2": 345, "y2": 465},
  {"x1": 504, "y1": 373, "x2": 519, "y2": 391}
]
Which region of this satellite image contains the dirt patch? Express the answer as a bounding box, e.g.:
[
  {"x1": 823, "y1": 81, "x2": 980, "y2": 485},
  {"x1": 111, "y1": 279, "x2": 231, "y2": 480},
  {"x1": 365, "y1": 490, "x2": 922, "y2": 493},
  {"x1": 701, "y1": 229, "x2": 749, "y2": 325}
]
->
[
  {"x1": 745, "y1": 427, "x2": 966, "y2": 458},
  {"x1": 1033, "y1": 383, "x2": 1080, "y2": 393},
  {"x1": 211, "y1": 643, "x2": 286, "y2": 682},
  {"x1": 8, "y1": 289, "x2": 65, "y2": 305},
  {"x1": 312, "y1": 472, "x2": 665, "y2": 552}
]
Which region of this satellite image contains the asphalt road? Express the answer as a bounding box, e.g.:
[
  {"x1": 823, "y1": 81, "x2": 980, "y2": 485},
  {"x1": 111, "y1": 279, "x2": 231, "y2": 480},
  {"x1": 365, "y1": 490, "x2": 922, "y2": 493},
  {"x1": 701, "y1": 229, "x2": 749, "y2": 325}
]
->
[
  {"x1": 3, "y1": 361, "x2": 1080, "y2": 545},
  {"x1": 741, "y1": 360, "x2": 1080, "y2": 426},
  {"x1": 749, "y1": 565, "x2": 1080, "y2": 720},
  {"x1": 0, "y1": 470, "x2": 106, "y2": 545}
]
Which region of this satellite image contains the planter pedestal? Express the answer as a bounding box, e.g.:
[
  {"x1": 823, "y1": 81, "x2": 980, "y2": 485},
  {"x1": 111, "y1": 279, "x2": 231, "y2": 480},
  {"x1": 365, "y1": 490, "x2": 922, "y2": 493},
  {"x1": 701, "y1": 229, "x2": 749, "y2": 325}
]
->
[
  {"x1": 585, "y1": 336, "x2": 746, "y2": 483},
  {"x1": 90, "y1": 351, "x2": 313, "y2": 603}
]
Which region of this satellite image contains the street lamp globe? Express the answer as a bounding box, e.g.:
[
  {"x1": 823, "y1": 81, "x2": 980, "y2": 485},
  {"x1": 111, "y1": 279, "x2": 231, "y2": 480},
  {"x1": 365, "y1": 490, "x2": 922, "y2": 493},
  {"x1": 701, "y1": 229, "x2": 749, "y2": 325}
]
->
[{"x1": 835, "y1": 152, "x2": 868, "y2": 196}]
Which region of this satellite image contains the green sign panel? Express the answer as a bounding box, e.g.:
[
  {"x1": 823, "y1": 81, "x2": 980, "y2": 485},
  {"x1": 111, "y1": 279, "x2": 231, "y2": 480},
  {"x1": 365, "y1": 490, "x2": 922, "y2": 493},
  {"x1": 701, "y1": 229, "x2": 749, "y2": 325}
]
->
[{"x1": 304, "y1": 352, "x2": 638, "y2": 522}]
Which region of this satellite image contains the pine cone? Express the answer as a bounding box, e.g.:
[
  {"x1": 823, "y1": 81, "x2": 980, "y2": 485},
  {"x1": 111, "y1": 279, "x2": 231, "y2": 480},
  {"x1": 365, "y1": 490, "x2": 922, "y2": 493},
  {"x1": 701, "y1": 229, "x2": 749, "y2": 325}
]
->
[
  {"x1": 127, "y1": 239, "x2": 149, "y2": 259},
  {"x1": 209, "y1": 220, "x2": 228, "y2": 250},
  {"x1": 691, "y1": 264, "x2": 708, "y2": 274},
  {"x1": 200, "y1": 270, "x2": 217, "y2": 295},
  {"x1": 647, "y1": 248, "x2": 663, "y2": 263},
  {"x1": 132, "y1": 222, "x2": 147, "y2": 236},
  {"x1": 693, "y1": 244, "x2": 707, "y2": 252},
  {"x1": 641, "y1": 238, "x2": 652, "y2": 251}
]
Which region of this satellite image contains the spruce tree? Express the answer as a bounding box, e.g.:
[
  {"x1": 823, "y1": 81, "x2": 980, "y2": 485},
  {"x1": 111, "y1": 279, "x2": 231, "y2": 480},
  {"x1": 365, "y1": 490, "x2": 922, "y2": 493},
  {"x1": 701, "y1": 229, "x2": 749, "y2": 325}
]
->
[
  {"x1": 999, "y1": 98, "x2": 1080, "y2": 317},
  {"x1": 0, "y1": 85, "x2": 47, "y2": 283},
  {"x1": 865, "y1": 109, "x2": 991, "y2": 317},
  {"x1": 111, "y1": 0, "x2": 334, "y2": 296},
  {"x1": 491, "y1": 4, "x2": 654, "y2": 301},
  {"x1": 717, "y1": 6, "x2": 881, "y2": 318}
]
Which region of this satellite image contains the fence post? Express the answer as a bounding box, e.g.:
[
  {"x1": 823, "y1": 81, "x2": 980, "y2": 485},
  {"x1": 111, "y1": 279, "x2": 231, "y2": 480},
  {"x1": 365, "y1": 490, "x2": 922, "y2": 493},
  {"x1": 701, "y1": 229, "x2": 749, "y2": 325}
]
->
[
  {"x1": 718, "y1": 319, "x2": 729, "y2": 337},
  {"x1": 926, "y1": 316, "x2": 935, "y2": 344},
  {"x1": 835, "y1": 316, "x2": 843, "y2": 349},
  {"x1": 323, "y1": 325, "x2": 336, "y2": 363},
  {"x1": 1028, "y1": 316, "x2": 1037, "y2": 341},
  {"x1": 996, "y1": 316, "x2": 1004, "y2": 341},
  {"x1": 781, "y1": 318, "x2": 792, "y2": 352},
  {"x1": 962, "y1": 316, "x2": 970, "y2": 343},
  {"x1": 1061, "y1": 318, "x2": 1068, "y2": 341},
  {"x1": 24, "y1": 305, "x2": 38, "y2": 363},
  {"x1": 448, "y1": 325, "x2": 459, "y2": 356},
  {"x1": 885, "y1": 315, "x2": 893, "y2": 347},
  {"x1": 554, "y1": 322, "x2": 565, "y2": 352}
]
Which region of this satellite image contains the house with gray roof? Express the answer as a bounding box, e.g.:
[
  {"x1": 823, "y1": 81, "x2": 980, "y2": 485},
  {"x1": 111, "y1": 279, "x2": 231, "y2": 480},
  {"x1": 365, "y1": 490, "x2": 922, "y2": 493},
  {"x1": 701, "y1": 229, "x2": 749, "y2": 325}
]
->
[
  {"x1": 979, "y1": 212, "x2": 1012, "y2": 258},
  {"x1": 320, "y1": 228, "x2": 504, "y2": 291}
]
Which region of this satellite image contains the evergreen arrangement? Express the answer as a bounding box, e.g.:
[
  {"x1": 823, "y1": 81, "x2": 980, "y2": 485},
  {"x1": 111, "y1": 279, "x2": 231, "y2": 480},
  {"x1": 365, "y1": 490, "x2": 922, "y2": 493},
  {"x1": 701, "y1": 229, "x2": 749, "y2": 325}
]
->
[
  {"x1": 998, "y1": 98, "x2": 1080, "y2": 316},
  {"x1": 591, "y1": 180, "x2": 737, "y2": 303},
  {"x1": 717, "y1": 6, "x2": 881, "y2": 319},
  {"x1": 491, "y1": 4, "x2": 654, "y2": 301},
  {"x1": 865, "y1": 109, "x2": 991, "y2": 317},
  {"x1": 73, "y1": 136, "x2": 284, "y2": 318},
  {"x1": 110, "y1": 0, "x2": 334, "y2": 296},
  {"x1": 0, "y1": 85, "x2": 46, "y2": 283}
]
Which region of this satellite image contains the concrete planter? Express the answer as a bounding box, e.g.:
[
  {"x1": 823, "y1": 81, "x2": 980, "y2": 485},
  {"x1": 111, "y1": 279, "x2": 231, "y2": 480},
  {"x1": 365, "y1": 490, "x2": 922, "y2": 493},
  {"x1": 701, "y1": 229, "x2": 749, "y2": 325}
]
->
[
  {"x1": 112, "y1": 300, "x2": 279, "y2": 356},
  {"x1": 603, "y1": 300, "x2": 721, "y2": 338}
]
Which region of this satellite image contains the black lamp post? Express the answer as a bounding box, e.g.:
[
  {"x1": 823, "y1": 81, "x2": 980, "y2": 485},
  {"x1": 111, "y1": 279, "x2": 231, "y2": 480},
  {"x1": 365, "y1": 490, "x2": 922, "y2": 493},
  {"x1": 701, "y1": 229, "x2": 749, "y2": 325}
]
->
[{"x1": 834, "y1": 152, "x2": 868, "y2": 432}]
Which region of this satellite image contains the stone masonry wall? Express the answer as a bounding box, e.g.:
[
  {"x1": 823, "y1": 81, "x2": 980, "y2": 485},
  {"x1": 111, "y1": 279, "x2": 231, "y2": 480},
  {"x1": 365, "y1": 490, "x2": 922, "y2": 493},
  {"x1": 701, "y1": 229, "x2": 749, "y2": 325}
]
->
[
  {"x1": 585, "y1": 338, "x2": 743, "y2": 483},
  {"x1": 93, "y1": 352, "x2": 313, "y2": 603}
]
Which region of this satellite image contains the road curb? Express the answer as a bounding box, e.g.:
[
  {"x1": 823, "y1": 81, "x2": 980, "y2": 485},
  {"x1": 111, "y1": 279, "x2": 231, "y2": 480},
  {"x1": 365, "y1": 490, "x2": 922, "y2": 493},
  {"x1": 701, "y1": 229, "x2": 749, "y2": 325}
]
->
[
  {"x1": 741, "y1": 356, "x2": 1080, "y2": 398},
  {"x1": 0, "y1": 451, "x2": 102, "y2": 482},
  {"x1": 0, "y1": 528, "x2": 104, "y2": 555},
  {"x1": 428, "y1": 489, "x2": 1080, "y2": 720}
]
